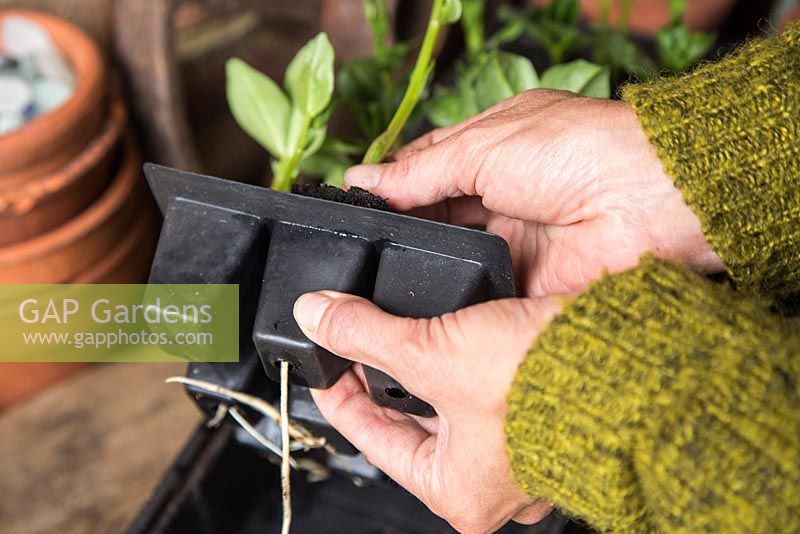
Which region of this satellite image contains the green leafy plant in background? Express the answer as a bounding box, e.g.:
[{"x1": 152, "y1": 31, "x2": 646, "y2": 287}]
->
[
  {"x1": 426, "y1": 0, "x2": 610, "y2": 128},
  {"x1": 657, "y1": 0, "x2": 716, "y2": 73},
  {"x1": 298, "y1": 0, "x2": 414, "y2": 186},
  {"x1": 587, "y1": 0, "x2": 655, "y2": 78},
  {"x1": 362, "y1": 0, "x2": 463, "y2": 163},
  {"x1": 493, "y1": 1, "x2": 584, "y2": 64},
  {"x1": 494, "y1": 0, "x2": 713, "y2": 79},
  {"x1": 228, "y1": 0, "x2": 462, "y2": 188},
  {"x1": 226, "y1": 0, "x2": 716, "y2": 190},
  {"x1": 338, "y1": 0, "x2": 411, "y2": 143},
  {"x1": 300, "y1": 0, "x2": 464, "y2": 183},
  {"x1": 226, "y1": 33, "x2": 335, "y2": 191},
  {"x1": 425, "y1": 51, "x2": 537, "y2": 127}
]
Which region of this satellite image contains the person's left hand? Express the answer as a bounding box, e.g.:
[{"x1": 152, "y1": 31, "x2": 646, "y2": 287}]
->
[{"x1": 293, "y1": 290, "x2": 564, "y2": 533}]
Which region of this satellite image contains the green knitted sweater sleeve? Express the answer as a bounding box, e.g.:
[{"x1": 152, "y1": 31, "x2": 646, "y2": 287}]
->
[
  {"x1": 506, "y1": 257, "x2": 800, "y2": 533},
  {"x1": 621, "y1": 24, "x2": 800, "y2": 301}
]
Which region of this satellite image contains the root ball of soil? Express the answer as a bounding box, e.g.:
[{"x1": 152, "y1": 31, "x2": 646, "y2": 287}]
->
[{"x1": 291, "y1": 183, "x2": 390, "y2": 211}]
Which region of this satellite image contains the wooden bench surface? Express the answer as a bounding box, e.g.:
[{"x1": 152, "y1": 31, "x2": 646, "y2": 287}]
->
[{"x1": 0, "y1": 363, "x2": 200, "y2": 534}]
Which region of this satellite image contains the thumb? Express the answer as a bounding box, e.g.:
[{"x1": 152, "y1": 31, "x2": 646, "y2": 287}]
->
[
  {"x1": 345, "y1": 131, "x2": 484, "y2": 211},
  {"x1": 293, "y1": 291, "x2": 428, "y2": 389}
]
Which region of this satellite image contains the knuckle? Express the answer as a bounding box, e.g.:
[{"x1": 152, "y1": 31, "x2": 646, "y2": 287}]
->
[
  {"x1": 401, "y1": 316, "x2": 454, "y2": 391},
  {"x1": 322, "y1": 299, "x2": 362, "y2": 356},
  {"x1": 409, "y1": 317, "x2": 442, "y2": 357},
  {"x1": 386, "y1": 155, "x2": 416, "y2": 182},
  {"x1": 397, "y1": 318, "x2": 432, "y2": 372},
  {"x1": 413, "y1": 316, "x2": 443, "y2": 353}
]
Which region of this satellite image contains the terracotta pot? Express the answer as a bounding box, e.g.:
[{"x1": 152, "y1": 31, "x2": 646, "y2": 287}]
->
[
  {"x1": 0, "y1": 363, "x2": 87, "y2": 408},
  {"x1": 0, "y1": 135, "x2": 143, "y2": 283},
  {"x1": 0, "y1": 10, "x2": 107, "y2": 181},
  {"x1": 0, "y1": 95, "x2": 127, "y2": 247},
  {"x1": 72, "y1": 202, "x2": 158, "y2": 283},
  {"x1": 530, "y1": 0, "x2": 736, "y2": 35}
]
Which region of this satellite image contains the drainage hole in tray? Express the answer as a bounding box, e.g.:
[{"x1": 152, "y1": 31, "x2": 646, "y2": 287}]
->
[
  {"x1": 272, "y1": 360, "x2": 295, "y2": 372},
  {"x1": 385, "y1": 387, "x2": 407, "y2": 399}
]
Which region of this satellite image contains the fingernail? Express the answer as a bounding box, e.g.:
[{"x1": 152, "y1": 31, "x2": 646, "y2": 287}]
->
[
  {"x1": 344, "y1": 164, "x2": 382, "y2": 189},
  {"x1": 294, "y1": 292, "x2": 333, "y2": 333}
]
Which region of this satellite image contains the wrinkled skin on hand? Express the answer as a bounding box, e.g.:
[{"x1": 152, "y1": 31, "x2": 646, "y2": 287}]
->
[
  {"x1": 295, "y1": 89, "x2": 723, "y2": 533},
  {"x1": 346, "y1": 89, "x2": 722, "y2": 296},
  {"x1": 295, "y1": 292, "x2": 562, "y2": 533}
]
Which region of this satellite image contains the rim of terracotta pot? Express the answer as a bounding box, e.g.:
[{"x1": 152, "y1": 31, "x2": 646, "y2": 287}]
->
[
  {"x1": 0, "y1": 95, "x2": 126, "y2": 207},
  {"x1": 0, "y1": 10, "x2": 106, "y2": 177},
  {"x1": 0, "y1": 95, "x2": 127, "y2": 246},
  {"x1": 0, "y1": 134, "x2": 142, "y2": 283}
]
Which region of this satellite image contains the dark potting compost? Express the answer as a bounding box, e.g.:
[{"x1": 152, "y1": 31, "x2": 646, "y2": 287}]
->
[{"x1": 290, "y1": 183, "x2": 390, "y2": 211}]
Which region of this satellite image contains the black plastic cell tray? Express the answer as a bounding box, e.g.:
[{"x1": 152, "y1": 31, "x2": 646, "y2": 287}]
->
[{"x1": 145, "y1": 164, "x2": 515, "y2": 416}]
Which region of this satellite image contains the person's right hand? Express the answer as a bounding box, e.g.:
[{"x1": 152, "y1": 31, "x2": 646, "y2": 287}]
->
[{"x1": 345, "y1": 89, "x2": 724, "y2": 296}]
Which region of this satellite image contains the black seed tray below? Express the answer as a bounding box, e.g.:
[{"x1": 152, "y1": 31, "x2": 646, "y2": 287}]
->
[
  {"x1": 145, "y1": 164, "x2": 515, "y2": 417},
  {"x1": 128, "y1": 421, "x2": 574, "y2": 534}
]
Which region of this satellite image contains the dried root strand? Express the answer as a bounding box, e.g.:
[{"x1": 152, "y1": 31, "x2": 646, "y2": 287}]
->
[
  {"x1": 165, "y1": 375, "x2": 325, "y2": 449},
  {"x1": 280, "y1": 361, "x2": 292, "y2": 534},
  {"x1": 228, "y1": 405, "x2": 299, "y2": 469},
  {"x1": 165, "y1": 373, "x2": 345, "y2": 534}
]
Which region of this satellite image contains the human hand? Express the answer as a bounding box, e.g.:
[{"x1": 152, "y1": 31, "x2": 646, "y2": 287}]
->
[
  {"x1": 345, "y1": 89, "x2": 723, "y2": 296},
  {"x1": 293, "y1": 291, "x2": 564, "y2": 533}
]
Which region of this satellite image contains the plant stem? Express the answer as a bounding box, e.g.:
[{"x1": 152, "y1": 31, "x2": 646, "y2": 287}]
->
[
  {"x1": 363, "y1": 0, "x2": 446, "y2": 164},
  {"x1": 598, "y1": 0, "x2": 610, "y2": 26},
  {"x1": 461, "y1": 0, "x2": 486, "y2": 57},
  {"x1": 668, "y1": 0, "x2": 686, "y2": 25},
  {"x1": 619, "y1": 0, "x2": 633, "y2": 30},
  {"x1": 271, "y1": 115, "x2": 311, "y2": 191},
  {"x1": 550, "y1": 45, "x2": 564, "y2": 65},
  {"x1": 371, "y1": 0, "x2": 390, "y2": 58}
]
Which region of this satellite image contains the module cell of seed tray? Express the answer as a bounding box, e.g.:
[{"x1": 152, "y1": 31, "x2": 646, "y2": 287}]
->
[{"x1": 145, "y1": 164, "x2": 515, "y2": 417}]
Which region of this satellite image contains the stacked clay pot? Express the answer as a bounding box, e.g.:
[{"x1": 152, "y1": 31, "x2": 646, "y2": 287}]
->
[{"x1": 0, "y1": 10, "x2": 158, "y2": 407}]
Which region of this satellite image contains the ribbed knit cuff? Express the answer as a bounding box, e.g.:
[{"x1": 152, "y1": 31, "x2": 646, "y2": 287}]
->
[
  {"x1": 621, "y1": 24, "x2": 800, "y2": 301},
  {"x1": 505, "y1": 256, "x2": 800, "y2": 533}
]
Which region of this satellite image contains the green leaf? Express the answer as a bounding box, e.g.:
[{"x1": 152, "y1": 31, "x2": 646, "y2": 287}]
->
[
  {"x1": 531, "y1": 19, "x2": 585, "y2": 64},
  {"x1": 497, "y1": 4, "x2": 583, "y2": 64},
  {"x1": 461, "y1": 0, "x2": 486, "y2": 55},
  {"x1": 541, "y1": 59, "x2": 610, "y2": 98},
  {"x1": 226, "y1": 58, "x2": 291, "y2": 157},
  {"x1": 299, "y1": 136, "x2": 363, "y2": 186},
  {"x1": 497, "y1": 52, "x2": 539, "y2": 93},
  {"x1": 285, "y1": 32, "x2": 335, "y2": 117},
  {"x1": 487, "y1": 17, "x2": 524, "y2": 48},
  {"x1": 590, "y1": 27, "x2": 656, "y2": 77},
  {"x1": 656, "y1": 25, "x2": 715, "y2": 73},
  {"x1": 299, "y1": 148, "x2": 350, "y2": 186},
  {"x1": 302, "y1": 125, "x2": 327, "y2": 159},
  {"x1": 322, "y1": 137, "x2": 365, "y2": 156},
  {"x1": 425, "y1": 89, "x2": 471, "y2": 128},
  {"x1": 475, "y1": 54, "x2": 515, "y2": 110},
  {"x1": 546, "y1": 0, "x2": 579, "y2": 24},
  {"x1": 474, "y1": 52, "x2": 538, "y2": 110},
  {"x1": 440, "y1": 0, "x2": 463, "y2": 24},
  {"x1": 338, "y1": 58, "x2": 387, "y2": 139}
]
